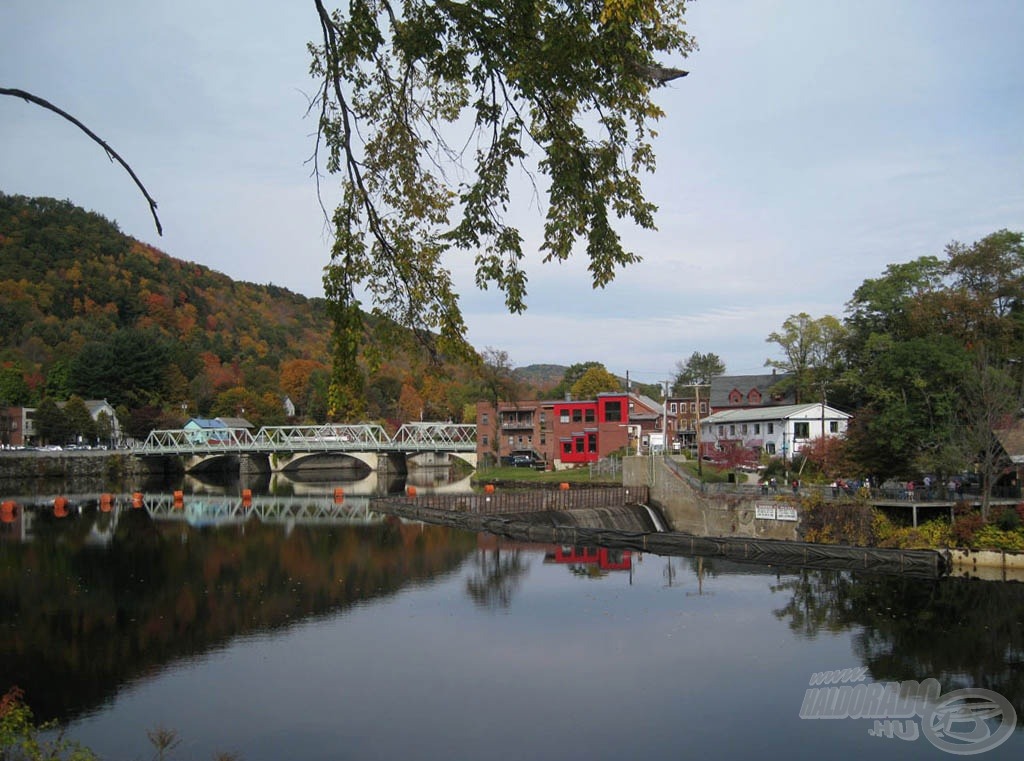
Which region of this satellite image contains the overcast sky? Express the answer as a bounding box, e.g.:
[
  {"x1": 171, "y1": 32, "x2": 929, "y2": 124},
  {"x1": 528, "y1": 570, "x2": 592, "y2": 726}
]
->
[{"x1": 2, "y1": 1, "x2": 1022, "y2": 388}]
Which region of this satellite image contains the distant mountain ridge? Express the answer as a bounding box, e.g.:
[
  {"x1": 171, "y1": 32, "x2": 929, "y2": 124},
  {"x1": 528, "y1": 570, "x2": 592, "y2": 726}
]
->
[{"x1": 513, "y1": 363, "x2": 567, "y2": 390}]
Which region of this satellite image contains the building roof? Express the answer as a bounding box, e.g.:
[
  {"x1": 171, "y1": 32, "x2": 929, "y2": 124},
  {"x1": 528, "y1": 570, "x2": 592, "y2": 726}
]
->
[
  {"x1": 184, "y1": 417, "x2": 227, "y2": 430},
  {"x1": 702, "y1": 403, "x2": 851, "y2": 425},
  {"x1": 709, "y1": 372, "x2": 796, "y2": 408},
  {"x1": 995, "y1": 423, "x2": 1024, "y2": 464},
  {"x1": 216, "y1": 416, "x2": 255, "y2": 429}
]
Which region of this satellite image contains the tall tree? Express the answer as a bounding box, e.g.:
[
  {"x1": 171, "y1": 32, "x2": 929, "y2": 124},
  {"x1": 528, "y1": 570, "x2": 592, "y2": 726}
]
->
[
  {"x1": 311, "y1": 0, "x2": 696, "y2": 400},
  {"x1": 63, "y1": 395, "x2": 96, "y2": 445},
  {"x1": 941, "y1": 229, "x2": 1024, "y2": 360},
  {"x1": 671, "y1": 351, "x2": 724, "y2": 394},
  {"x1": 571, "y1": 365, "x2": 621, "y2": 399},
  {"x1": 551, "y1": 361, "x2": 610, "y2": 400},
  {"x1": 765, "y1": 313, "x2": 847, "y2": 404}
]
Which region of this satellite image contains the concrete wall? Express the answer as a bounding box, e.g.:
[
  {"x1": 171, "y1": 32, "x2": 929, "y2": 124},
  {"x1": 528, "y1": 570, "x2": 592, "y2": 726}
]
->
[{"x1": 623, "y1": 456, "x2": 800, "y2": 541}]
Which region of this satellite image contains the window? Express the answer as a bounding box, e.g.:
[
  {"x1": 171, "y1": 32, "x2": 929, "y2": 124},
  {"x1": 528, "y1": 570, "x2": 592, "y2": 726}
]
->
[
  {"x1": 482, "y1": 435, "x2": 489, "y2": 446},
  {"x1": 572, "y1": 409, "x2": 582, "y2": 423},
  {"x1": 741, "y1": 424, "x2": 748, "y2": 434},
  {"x1": 766, "y1": 442, "x2": 776, "y2": 454},
  {"x1": 767, "y1": 423, "x2": 774, "y2": 434},
  {"x1": 718, "y1": 426, "x2": 724, "y2": 436},
  {"x1": 794, "y1": 422, "x2": 810, "y2": 439},
  {"x1": 829, "y1": 421, "x2": 839, "y2": 433},
  {"x1": 575, "y1": 438, "x2": 584, "y2": 453},
  {"x1": 585, "y1": 409, "x2": 595, "y2": 423},
  {"x1": 605, "y1": 400, "x2": 622, "y2": 422},
  {"x1": 588, "y1": 433, "x2": 597, "y2": 453},
  {"x1": 669, "y1": 402, "x2": 677, "y2": 413},
  {"x1": 754, "y1": 424, "x2": 760, "y2": 435},
  {"x1": 700, "y1": 402, "x2": 707, "y2": 413},
  {"x1": 482, "y1": 413, "x2": 489, "y2": 425},
  {"x1": 562, "y1": 441, "x2": 572, "y2": 455},
  {"x1": 729, "y1": 424, "x2": 736, "y2": 436},
  {"x1": 560, "y1": 410, "x2": 569, "y2": 423}
]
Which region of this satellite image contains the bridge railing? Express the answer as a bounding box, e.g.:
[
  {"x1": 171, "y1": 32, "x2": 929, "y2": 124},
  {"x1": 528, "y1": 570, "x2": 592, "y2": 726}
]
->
[
  {"x1": 134, "y1": 422, "x2": 477, "y2": 454},
  {"x1": 254, "y1": 424, "x2": 392, "y2": 450},
  {"x1": 391, "y1": 422, "x2": 477, "y2": 450},
  {"x1": 138, "y1": 427, "x2": 259, "y2": 454}
]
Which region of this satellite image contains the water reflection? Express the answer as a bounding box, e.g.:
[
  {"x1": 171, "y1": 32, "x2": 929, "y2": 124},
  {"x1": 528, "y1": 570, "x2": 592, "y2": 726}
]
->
[
  {"x1": 0, "y1": 505, "x2": 477, "y2": 722},
  {"x1": 771, "y1": 569, "x2": 1024, "y2": 723},
  {"x1": 2, "y1": 478, "x2": 1023, "y2": 758}
]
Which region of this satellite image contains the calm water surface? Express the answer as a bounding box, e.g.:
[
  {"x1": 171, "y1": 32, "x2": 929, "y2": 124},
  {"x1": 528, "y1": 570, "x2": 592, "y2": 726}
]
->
[{"x1": 1, "y1": 477, "x2": 1022, "y2": 760}]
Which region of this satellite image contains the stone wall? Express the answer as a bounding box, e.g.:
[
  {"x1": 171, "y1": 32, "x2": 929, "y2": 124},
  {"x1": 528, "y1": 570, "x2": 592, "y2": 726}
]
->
[
  {"x1": 0, "y1": 451, "x2": 157, "y2": 484},
  {"x1": 623, "y1": 456, "x2": 800, "y2": 540}
]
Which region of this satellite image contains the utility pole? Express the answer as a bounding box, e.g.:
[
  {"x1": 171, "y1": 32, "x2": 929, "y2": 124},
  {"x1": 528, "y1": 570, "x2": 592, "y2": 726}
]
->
[
  {"x1": 694, "y1": 382, "x2": 703, "y2": 478},
  {"x1": 662, "y1": 379, "x2": 669, "y2": 456}
]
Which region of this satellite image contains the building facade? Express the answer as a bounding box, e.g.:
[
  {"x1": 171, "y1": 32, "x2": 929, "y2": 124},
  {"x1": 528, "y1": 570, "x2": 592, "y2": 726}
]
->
[
  {"x1": 699, "y1": 402, "x2": 852, "y2": 462},
  {"x1": 0, "y1": 407, "x2": 36, "y2": 448},
  {"x1": 476, "y1": 392, "x2": 664, "y2": 468}
]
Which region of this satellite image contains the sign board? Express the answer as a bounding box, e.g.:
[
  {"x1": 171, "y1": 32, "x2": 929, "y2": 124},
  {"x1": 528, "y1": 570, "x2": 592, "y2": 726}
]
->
[
  {"x1": 755, "y1": 504, "x2": 799, "y2": 521},
  {"x1": 775, "y1": 505, "x2": 799, "y2": 522}
]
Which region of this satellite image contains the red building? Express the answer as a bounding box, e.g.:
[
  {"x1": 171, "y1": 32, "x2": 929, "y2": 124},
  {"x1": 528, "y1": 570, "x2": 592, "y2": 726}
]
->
[{"x1": 476, "y1": 392, "x2": 663, "y2": 468}]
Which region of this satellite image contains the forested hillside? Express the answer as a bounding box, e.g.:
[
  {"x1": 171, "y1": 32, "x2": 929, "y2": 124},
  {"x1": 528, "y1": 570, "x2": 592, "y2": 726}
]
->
[{"x1": 0, "y1": 193, "x2": 523, "y2": 436}]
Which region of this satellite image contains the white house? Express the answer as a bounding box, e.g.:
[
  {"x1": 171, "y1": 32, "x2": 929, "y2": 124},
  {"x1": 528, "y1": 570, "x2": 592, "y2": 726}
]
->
[{"x1": 699, "y1": 403, "x2": 852, "y2": 461}]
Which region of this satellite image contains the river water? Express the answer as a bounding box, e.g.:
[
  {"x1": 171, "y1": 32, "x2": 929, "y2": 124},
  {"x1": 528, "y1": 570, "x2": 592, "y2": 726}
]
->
[{"x1": 1, "y1": 472, "x2": 1023, "y2": 760}]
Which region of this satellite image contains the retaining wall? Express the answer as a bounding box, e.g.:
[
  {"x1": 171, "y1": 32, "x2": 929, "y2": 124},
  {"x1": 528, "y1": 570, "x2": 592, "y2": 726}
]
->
[{"x1": 623, "y1": 456, "x2": 800, "y2": 541}]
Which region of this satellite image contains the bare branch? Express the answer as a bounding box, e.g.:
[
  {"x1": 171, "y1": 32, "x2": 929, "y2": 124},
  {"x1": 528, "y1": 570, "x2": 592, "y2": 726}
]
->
[{"x1": 1, "y1": 87, "x2": 163, "y2": 236}]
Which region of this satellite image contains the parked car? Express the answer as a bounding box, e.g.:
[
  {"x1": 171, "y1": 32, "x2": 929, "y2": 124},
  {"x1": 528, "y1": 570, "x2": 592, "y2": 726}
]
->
[{"x1": 501, "y1": 450, "x2": 546, "y2": 469}]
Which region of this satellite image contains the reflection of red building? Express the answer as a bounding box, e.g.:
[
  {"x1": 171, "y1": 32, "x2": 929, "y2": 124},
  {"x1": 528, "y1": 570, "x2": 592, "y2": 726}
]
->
[{"x1": 544, "y1": 545, "x2": 632, "y2": 572}]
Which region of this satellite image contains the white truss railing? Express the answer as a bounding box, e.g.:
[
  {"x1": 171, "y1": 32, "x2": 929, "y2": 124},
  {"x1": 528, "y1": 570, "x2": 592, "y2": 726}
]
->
[
  {"x1": 391, "y1": 422, "x2": 477, "y2": 449},
  {"x1": 134, "y1": 422, "x2": 476, "y2": 455}
]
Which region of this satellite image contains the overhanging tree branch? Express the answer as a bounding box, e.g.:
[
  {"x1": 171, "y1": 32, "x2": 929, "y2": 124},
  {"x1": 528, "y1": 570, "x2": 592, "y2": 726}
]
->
[{"x1": 0, "y1": 87, "x2": 162, "y2": 236}]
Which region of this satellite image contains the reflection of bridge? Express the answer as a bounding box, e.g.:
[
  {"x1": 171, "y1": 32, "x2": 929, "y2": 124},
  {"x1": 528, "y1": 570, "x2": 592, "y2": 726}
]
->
[
  {"x1": 132, "y1": 422, "x2": 478, "y2": 473},
  {"x1": 144, "y1": 493, "x2": 382, "y2": 527},
  {"x1": 2, "y1": 492, "x2": 392, "y2": 544}
]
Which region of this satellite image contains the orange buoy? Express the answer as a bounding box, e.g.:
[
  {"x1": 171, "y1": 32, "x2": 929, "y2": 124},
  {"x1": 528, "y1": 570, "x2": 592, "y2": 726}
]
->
[
  {"x1": 406, "y1": 485, "x2": 417, "y2": 497},
  {"x1": 484, "y1": 483, "x2": 495, "y2": 494},
  {"x1": 241, "y1": 488, "x2": 252, "y2": 506},
  {"x1": 54, "y1": 496, "x2": 69, "y2": 518},
  {"x1": 132, "y1": 492, "x2": 144, "y2": 509},
  {"x1": 99, "y1": 493, "x2": 114, "y2": 512},
  {"x1": 1, "y1": 501, "x2": 16, "y2": 524},
  {"x1": 333, "y1": 487, "x2": 344, "y2": 504},
  {"x1": 559, "y1": 482, "x2": 570, "y2": 491},
  {"x1": 172, "y1": 490, "x2": 184, "y2": 509}
]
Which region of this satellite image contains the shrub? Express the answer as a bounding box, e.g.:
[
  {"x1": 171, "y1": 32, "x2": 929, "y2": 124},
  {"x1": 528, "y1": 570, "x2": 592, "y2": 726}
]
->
[
  {"x1": 0, "y1": 686, "x2": 97, "y2": 760},
  {"x1": 952, "y1": 508, "x2": 985, "y2": 547},
  {"x1": 993, "y1": 506, "x2": 1023, "y2": 532},
  {"x1": 971, "y1": 525, "x2": 1024, "y2": 552}
]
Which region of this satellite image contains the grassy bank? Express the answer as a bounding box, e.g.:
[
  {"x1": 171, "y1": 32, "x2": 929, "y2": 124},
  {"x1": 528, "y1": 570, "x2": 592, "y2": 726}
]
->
[{"x1": 471, "y1": 464, "x2": 619, "y2": 486}]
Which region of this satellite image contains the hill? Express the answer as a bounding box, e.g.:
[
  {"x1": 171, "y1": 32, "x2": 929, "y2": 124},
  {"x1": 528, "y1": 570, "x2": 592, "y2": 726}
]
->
[
  {"x1": 513, "y1": 364, "x2": 567, "y2": 392},
  {"x1": 0, "y1": 193, "x2": 507, "y2": 433}
]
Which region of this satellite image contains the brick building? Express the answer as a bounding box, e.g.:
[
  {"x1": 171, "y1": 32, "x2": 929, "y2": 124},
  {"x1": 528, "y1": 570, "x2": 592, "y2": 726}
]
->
[{"x1": 476, "y1": 392, "x2": 664, "y2": 469}]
